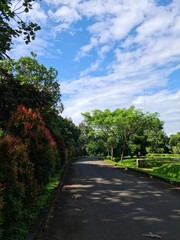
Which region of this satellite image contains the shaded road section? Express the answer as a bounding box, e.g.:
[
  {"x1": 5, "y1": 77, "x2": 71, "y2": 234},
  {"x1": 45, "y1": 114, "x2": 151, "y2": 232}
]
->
[{"x1": 39, "y1": 157, "x2": 180, "y2": 240}]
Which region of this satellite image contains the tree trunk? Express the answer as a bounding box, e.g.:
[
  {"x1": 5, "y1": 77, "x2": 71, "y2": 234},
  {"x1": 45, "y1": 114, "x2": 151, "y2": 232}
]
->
[
  {"x1": 111, "y1": 146, "x2": 114, "y2": 159},
  {"x1": 107, "y1": 148, "x2": 110, "y2": 156},
  {"x1": 120, "y1": 144, "x2": 125, "y2": 161},
  {"x1": 120, "y1": 151, "x2": 124, "y2": 161}
]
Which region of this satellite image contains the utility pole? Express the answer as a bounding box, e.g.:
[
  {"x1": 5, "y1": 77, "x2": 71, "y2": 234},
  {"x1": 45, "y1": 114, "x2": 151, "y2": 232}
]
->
[{"x1": 144, "y1": 89, "x2": 146, "y2": 113}]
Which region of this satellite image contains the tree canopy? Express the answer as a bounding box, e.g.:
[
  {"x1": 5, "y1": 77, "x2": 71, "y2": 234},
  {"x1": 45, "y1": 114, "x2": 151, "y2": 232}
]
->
[
  {"x1": 1, "y1": 55, "x2": 63, "y2": 115},
  {"x1": 0, "y1": 0, "x2": 40, "y2": 59},
  {"x1": 82, "y1": 107, "x2": 167, "y2": 160},
  {"x1": 169, "y1": 132, "x2": 180, "y2": 154}
]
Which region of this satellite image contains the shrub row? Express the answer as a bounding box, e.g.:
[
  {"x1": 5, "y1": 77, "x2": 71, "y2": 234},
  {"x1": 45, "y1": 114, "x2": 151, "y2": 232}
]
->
[{"x1": 0, "y1": 105, "x2": 65, "y2": 239}]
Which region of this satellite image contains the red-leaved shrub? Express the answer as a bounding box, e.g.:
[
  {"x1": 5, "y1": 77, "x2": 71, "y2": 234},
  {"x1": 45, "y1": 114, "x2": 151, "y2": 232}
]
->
[
  {"x1": 8, "y1": 104, "x2": 59, "y2": 184},
  {"x1": 0, "y1": 134, "x2": 39, "y2": 239}
]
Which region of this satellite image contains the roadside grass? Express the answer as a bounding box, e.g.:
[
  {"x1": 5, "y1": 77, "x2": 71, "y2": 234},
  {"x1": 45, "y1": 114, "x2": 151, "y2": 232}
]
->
[
  {"x1": 2, "y1": 171, "x2": 62, "y2": 240},
  {"x1": 104, "y1": 154, "x2": 180, "y2": 183},
  {"x1": 26, "y1": 157, "x2": 81, "y2": 239},
  {"x1": 11, "y1": 161, "x2": 70, "y2": 240},
  {"x1": 23, "y1": 171, "x2": 62, "y2": 240},
  {"x1": 28, "y1": 172, "x2": 61, "y2": 222},
  {"x1": 152, "y1": 164, "x2": 180, "y2": 182}
]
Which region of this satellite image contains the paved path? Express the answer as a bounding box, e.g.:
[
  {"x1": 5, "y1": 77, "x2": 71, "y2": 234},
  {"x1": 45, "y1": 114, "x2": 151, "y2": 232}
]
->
[{"x1": 39, "y1": 157, "x2": 180, "y2": 240}]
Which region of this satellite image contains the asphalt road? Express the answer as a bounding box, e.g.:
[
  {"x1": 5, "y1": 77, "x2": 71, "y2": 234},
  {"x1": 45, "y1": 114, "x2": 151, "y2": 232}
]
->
[{"x1": 39, "y1": 157, "x2": 180, "y2": 240}]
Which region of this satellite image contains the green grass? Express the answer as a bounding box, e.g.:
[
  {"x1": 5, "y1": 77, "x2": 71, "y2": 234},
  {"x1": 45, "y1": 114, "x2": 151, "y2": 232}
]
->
[
  {"x1": 1, "y1": 171, "x2": 63, "y2": 240},
  {"x1": 147, "y1": 153, "x2": 180, "y2": 158},
  {"x1": 24, "y1": 171, "x2": 62, "y2": 237},
  {"x1": 9, "y1": 161, "x2": 69, "y2": 240},
  {"x1": 152, "y1": 164, "x2": 180, "y2": 182},
  {"x1": 34, "y1": 172, "x2": 61, "y2": 210},
  {"x1": 105, "y1": 155, "x2": 180, "y2": 183},
  {"x1": 25, "y1": 158, "x2": 74, "y2": 238}
]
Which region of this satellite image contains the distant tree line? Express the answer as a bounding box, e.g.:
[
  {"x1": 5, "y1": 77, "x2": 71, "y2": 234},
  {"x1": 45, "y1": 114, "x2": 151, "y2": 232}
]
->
[{"x1": 80, "y1": 108, "x2": 180, "y2": 159}]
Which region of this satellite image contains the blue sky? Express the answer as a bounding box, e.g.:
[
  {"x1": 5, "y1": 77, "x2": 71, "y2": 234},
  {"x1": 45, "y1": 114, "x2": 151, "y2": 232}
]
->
[{"x1": 9, "y1": 0, "x2": 180, "y2": 135}]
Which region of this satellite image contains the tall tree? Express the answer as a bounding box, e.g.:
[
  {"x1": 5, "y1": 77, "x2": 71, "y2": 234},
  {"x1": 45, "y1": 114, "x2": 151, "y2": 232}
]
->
[
  {"x1": 145, "y1": 130, "x2": 169, "y2": 153},
  {"x1": 1, "y1": 55, "x2": 63, "y2": 112},
  {"x1": 113, "y1": 107, "x2": 147, "y2": 160},
  {"x1": 0, "y1": 64, "x2": 62, "y2": 129},
  {"x1": 82, "y1": 107, "x2": 166, "y2": 160},
  {"x1": 0, "y1": 0, "x2": 40, "y2": 59},
  {"x1": 82, "y1": 109, "x2": 116, "y2": 158}
]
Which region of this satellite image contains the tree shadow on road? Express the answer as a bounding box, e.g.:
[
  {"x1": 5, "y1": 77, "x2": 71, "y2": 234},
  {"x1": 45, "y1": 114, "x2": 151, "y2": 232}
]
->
[{"x1": 40, "y1": 157, "x2": 180, "y2": 240}]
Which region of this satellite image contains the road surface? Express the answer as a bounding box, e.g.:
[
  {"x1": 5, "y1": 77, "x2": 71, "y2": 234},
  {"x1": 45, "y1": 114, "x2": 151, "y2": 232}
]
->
[{"x1": 39, "y1": 157, "x2": 180, "y2": 240}]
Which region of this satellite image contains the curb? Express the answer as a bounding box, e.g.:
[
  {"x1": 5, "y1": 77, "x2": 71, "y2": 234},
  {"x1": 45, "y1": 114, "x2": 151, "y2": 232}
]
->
[
  {"x1": 105, "y1": 160, "x2": 180, "y2": 188},
  {"x1": 124, "y1": 167, "x2": 180, "y2": 187}
]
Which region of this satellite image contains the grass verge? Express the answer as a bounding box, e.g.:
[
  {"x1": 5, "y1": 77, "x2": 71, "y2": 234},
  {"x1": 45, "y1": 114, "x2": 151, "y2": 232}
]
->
[
  {"x1": 26, "y1": 160, "x2": 71, "y2": 237},
  {"x1": 105, "y1": 157, "x2": 180, "y2": 184}
]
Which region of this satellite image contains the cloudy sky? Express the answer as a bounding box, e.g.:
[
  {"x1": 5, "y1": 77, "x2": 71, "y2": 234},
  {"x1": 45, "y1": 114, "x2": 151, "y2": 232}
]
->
[{"x1": 10, "y1": 0, "x2": 180, "y2": 135}]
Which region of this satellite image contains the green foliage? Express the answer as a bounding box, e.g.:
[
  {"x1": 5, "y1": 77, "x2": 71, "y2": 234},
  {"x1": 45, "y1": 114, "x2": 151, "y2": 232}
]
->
[
  {"x1": 82, "y1": 106, "x2": 166, "y2": 160},
  {"x1": 145, "y1": 130, "x2": 169, "y2": 154},
  {"x1": 1, "y1": 56, "x2": 63, "y2": 112},
  {"x1": 0, "y1": 128, "x2": 4, "y2": 139},
  {"x1": 43, "y1": 110, "x2": 82, "y2": 163},
  {"x1": 85, "y1": 138, "x2": 106, "y2": 156},
  {"x1": 117, "y1": 159, "x2": 136, "y2": 167},
  {"x1": 82, "y1": 109, "x2": 118, "y2": 158},
  {"x1": 142, "y1": 155, "x2": 180, "y2": 168},
  {"x1": 105, "y1": 156, "x2": 119, "y2": 162},
  {"x1": 169, "y1": 132, "x2": 180, "y2": 154},
  {"x1": 0, "y1": 66, "x2": 61, "y2": 130},
  {"x1": 143, "y1": 159, "x2": 169, "y2": 168},
  {"x1": 58, "y1": 117, "x2": 81, "y2": 159},
  {"x1": 0, "y1": 0, "x2": 41, "y2": 59},
  {"x1": 26, "y1": 172, "x2": 62, "y2": 233}
]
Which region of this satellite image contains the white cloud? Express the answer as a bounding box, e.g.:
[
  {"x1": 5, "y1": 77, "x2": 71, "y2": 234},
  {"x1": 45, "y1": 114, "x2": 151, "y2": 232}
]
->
[
  {"x1": 98, "y1": 45, "x2": 111, "y2": 58},
  {"x1": 133, "y1": 90, "x2": 180, "y2": 135},
  {"x1": 80, "y1": 60, "x2": 101, "y2": 76},
  {"x1": 48, "y1": 6, "x2": 81, "y2": 24},
  {"x1": 12, "y1": 1, "x2": 47, "y2": 25},
  {"x1": 9, "y1": 34, "x2": 49, "y2": 59},
  {"x1": 75, "y1": 37, "x2": 98, "y2": 60},
  {"x1": 61, "y1": 67, "x2": 171, "y2": 118},
  {"x1": 44, "y1": 0, "x2": 82, "y2": 7},
  {"x1": 24, "y1": 3, "x2": 47, "y2": 24}
]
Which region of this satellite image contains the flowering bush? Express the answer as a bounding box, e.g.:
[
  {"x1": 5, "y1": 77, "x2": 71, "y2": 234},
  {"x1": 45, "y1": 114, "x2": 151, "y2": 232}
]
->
[
  {"x1": 8, "y1": 104, "x2": 60, "y2": 184},
  {"x1": 0, "y1": 134, "x2": 39, "y2": 239}
]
